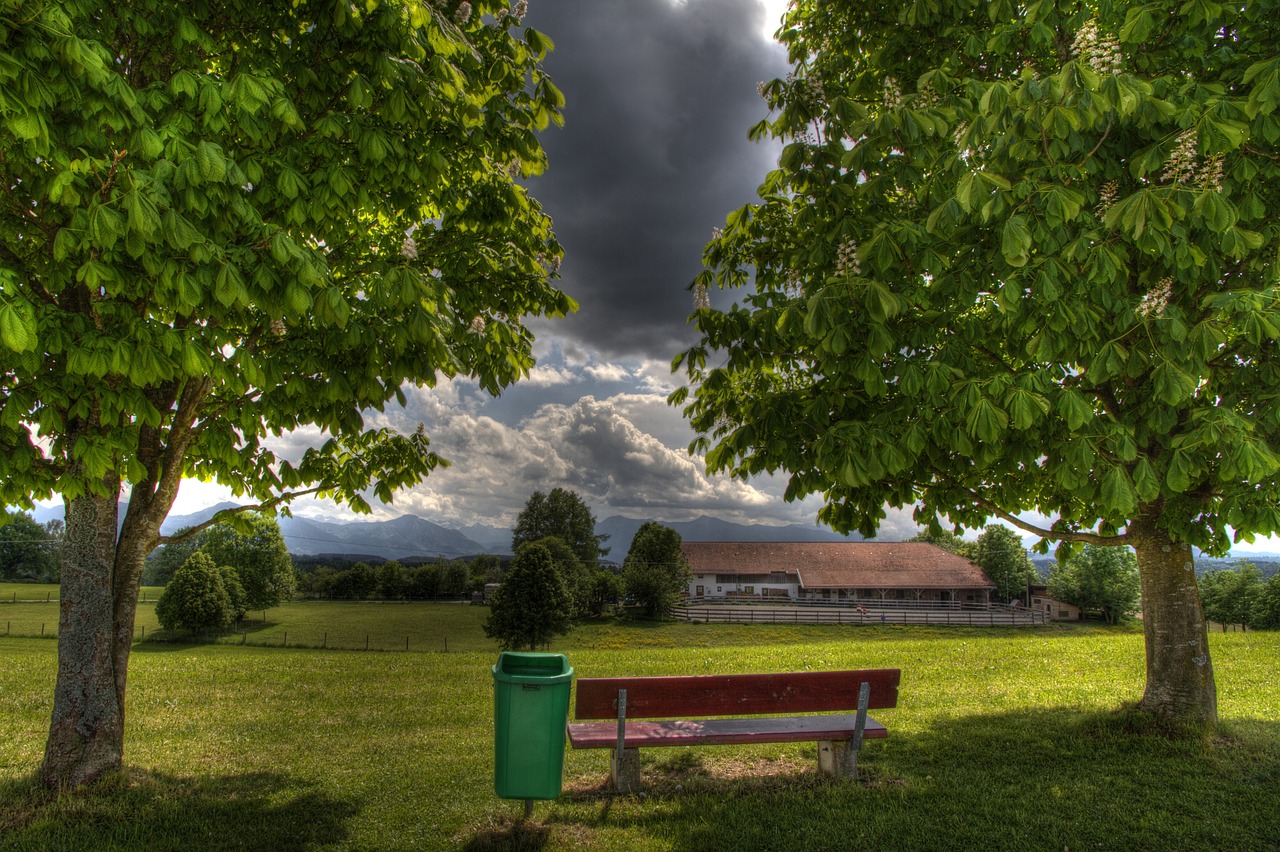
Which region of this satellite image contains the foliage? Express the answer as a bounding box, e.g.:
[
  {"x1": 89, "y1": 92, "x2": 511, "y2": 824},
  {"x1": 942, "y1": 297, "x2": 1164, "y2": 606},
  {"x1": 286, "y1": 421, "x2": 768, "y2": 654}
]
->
[
  {"x1": 0, "y1": 512, "x2": 60, "y2": 582},
  {"x1": 141, "y1": 528, "x2": 199, "y2": 586},
  {"x1": 522, "y1": 535, "x2": 593, "y2": 618},
  {"x1": 483, "y1": 542, "x2": 572, "y2": 650},
  {"x1": 1199, "y1": 560, "x2": 1264, "y2": 630},
  {"x1": 1048, "y1": 545, "x2": 1141, "y2": 624},
  {"x1": 622, "y1": 522, "x2": 691, "y2": 619},
  {"x1": 975, "y1": 525, "x2": 1035, "y2": 602},
  {"x1": 1254, "y1": 573, "x2": 1280, "y2": 630},
  {"x1": 672, "y1": 0, "x2": 1280, "y2": 725},
  {"x1": 469, "y1": 553, "x2": 504, "y2": 589},
  {"x1": 198, "y1": 513, "x2": 295, "y2": 610},
  {"x1": 908, "y1": 528, "x2": 977, "y2": 560},
  {"x1": 329, "y1": 562, "x2": 378, "y2": 600},
  {"x1": 409, "y1": 563, "x2": 440, "y2": 599},
  {"x1": 0, "y1": 0, "x2": 572, "y2": 785},
  {"x1": 512, "y1": 488, "x2": 608, "y2": 565},
  {"x1": 375, "y1": 560, "x2": 409, "y2": 600},
  {"x1": 219, "y1": 564, "x2": 248, "y2": 621},
  {"x1": 154, "y1": 552, "x2": 234, "y2": 634},
  {"x1": 438, "y1": 561, "x2": 470, "y2": 598}
]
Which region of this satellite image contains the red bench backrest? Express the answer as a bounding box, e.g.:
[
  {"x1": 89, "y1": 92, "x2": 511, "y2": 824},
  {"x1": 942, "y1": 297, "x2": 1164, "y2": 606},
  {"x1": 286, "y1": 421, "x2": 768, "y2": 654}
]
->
[{"x1": 573, "y1": 669, "x2": 901, "y2": 720}]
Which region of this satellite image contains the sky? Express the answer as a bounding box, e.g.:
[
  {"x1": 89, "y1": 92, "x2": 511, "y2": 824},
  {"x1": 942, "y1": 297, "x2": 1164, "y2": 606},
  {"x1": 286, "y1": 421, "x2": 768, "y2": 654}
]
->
[
  {"x1": 159, "y1": 0, "x2": 1278, "y2": 552},
  {"x1": 172, "y1": 0, "x2": 906, "y2": 534}
]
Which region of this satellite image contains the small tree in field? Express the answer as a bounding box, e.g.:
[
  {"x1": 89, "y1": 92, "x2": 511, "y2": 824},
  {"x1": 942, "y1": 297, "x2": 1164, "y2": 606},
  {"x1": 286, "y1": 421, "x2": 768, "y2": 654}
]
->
[
  {"x1": 484, "y1": 544, "x2": 572, "y2": 651},
  {"x1": 155, "y1": 552, "x2": 233, "y2": 634},
  {"x1": 199, "y1": 514, "x2": 295, "y2": 611},
  {"x1": 622, "y1": 522, "x2": 691, "y2": 619}
]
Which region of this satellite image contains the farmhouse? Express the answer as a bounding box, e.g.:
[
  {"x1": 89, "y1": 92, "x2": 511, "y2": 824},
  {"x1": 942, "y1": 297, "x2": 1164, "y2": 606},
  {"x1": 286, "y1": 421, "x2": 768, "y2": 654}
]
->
[
  {"x1": 682, "y1": 541, "x2": 997, "y2": 606},
  {"x1": 1029, "y1": 587, "x2": 1082, "y2": 621}
]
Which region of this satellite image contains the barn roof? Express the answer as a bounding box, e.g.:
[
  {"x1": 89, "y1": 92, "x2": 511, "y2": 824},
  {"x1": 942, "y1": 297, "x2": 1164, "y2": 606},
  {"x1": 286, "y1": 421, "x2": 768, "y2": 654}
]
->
[{"x1": 681, "y1": 541, "x2": 996, "y2": 590}]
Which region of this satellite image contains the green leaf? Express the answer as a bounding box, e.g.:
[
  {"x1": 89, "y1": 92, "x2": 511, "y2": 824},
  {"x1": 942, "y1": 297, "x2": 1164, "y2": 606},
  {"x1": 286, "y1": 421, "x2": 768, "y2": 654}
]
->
[
  {"x1": 1001, "y1": 215, "x2": 1031, "y2": 267},
  {"x1": 0, "y1": 303, "x2": 36, "y2": 353}
]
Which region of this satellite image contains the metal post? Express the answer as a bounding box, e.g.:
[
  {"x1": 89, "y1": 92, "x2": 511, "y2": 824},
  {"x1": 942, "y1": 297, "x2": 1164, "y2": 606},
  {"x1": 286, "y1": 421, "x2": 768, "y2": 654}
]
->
[
  {"x1": 848, "y1": 681, "x2": 871, "y2": 779},
  {"x1": 614, "y1": 687, "x2": 628, "y2": 784}
]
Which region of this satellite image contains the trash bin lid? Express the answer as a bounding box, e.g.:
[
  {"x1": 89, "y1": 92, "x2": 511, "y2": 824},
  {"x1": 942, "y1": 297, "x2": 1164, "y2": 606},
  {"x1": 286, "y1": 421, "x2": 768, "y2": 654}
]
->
[{"x1": 492, "y1": 651, "x2": 574, "y2": 684}]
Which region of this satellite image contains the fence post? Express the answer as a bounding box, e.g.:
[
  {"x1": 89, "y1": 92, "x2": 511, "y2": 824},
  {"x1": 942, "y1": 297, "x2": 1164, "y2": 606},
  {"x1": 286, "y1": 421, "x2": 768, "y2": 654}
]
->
[
  {"x1": 283, "y1": 632, "x2": 287, "y2": 648},
  {"x1": 41, "y1": 623, "x2": 45, "y2": 635},
  {"x1": 365, "y1": 634, "x2": 369, "y2": 651},
  {"x1": 405, "y1": 636, "x2": 409, "y2": 651},
  {"x1": 323, "y1": 632, "x2": 327, "y2": 649},
  {"x1": 141, "y1": 626, "x2": 145, "y2": 641},
  {"x1": 444, "y1": 637, "x2": 448, "y2": 653}
]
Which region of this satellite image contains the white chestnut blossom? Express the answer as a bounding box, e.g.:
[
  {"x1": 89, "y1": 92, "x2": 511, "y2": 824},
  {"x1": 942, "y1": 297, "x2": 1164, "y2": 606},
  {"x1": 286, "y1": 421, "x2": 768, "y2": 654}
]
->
[
  {"x1": 1073, "y1": 19, "x2": 1123, "y2": 75},
  {"x1": 455, "y1": 1, "x2": 472, "y2": 24},
  {"x1": 468, "y1": 316, "x2": 487, "y2": 334},
  {"x1": 1136, "y1": 277, "x2": 1173, "y2": 318},
  {"x1": 1096, "y1": 180, "x2": 1119, "y2": 219},
  {"x1": 401, "y1": 235, "x2": 418, "y2": 259},
  {"x1": 836, "y1": 237, "x2": 861, "y2": 278},
  {"x1": 693, "y1": 283, "x2": 711, "y2": 310},
  {"x1": 1162, "y1": 129, "x2": 1199, "y2": 184}
]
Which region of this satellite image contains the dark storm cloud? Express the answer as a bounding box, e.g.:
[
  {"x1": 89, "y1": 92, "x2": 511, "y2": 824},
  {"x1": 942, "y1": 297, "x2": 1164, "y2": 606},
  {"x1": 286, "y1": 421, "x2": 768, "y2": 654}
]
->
[{"x1": 527, "y1": 0, "x2": 788, "y2": 359}]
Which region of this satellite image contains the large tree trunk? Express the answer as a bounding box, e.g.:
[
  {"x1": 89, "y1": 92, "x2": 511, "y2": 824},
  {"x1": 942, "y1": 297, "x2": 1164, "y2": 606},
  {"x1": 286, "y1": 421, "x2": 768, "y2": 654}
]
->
[
  {"x1": 41, "y1": 492, "x2": 130, "y2": 787},
  {"x1": 1128, "y1": 514, "x2": 1217, "y2": 728}
]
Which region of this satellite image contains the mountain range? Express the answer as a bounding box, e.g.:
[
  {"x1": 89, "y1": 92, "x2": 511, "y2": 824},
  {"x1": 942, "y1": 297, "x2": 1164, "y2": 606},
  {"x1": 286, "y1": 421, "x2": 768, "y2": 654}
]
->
[
  {"x1": 30, "y1": 502, "x2": 1280, "y2": 562},
  {"x1": 153, "y1": 503, "x2": 864, "y2": 561}
]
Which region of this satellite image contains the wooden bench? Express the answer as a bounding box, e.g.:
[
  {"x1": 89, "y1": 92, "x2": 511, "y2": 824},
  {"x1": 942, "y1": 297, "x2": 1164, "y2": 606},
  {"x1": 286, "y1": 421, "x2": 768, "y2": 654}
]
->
[{"x1": 566, "y1": 669, "x2": 900, "y2": 792}]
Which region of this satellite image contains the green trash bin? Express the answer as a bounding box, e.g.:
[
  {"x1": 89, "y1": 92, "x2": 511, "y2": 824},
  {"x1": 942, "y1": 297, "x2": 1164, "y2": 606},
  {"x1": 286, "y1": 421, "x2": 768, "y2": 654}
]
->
[{"x1": 492, "y1": 651, "x2": 574, "y2": 801}]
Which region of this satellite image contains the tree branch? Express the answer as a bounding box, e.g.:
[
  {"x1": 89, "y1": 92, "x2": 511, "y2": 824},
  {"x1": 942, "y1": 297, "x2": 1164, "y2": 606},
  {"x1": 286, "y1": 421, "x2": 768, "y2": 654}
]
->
[
  {"x1": 156, "y1": 486, "x2": 326, "y2": 545},
  {"x1": 958, "y1": 485, "x2": 1129, "y2": 546}
]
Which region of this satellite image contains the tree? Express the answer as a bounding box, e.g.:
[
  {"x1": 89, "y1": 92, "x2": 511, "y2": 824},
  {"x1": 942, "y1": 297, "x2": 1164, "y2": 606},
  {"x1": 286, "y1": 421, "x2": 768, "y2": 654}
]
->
[
  {"x1": 0, "y1": 511, "x2": 60, "y2": 581},
  {"x1": 975, "y1": 525, "x2": 1035, "y2": 603},
  {"x1": 2, "y1": 2, "x2": 571, "y2": 787},
  {"x1": 512, "y1": 488, "x2": 608, "y2": 565},
  {"x1": 154, "y1": 552, "x2": 234, "y2": 634},
  {"x1": 376, "y1": 560, "x2": 409, "y2": 600},
  {"x1": 438, "y1": 561, "x2": 470, "y2": 598},
  {"x1": 199, "y1": 514, "x2": 295, "y2": 611},
  {"x1": 622, "y1": 522, "x2": 691, "y2": 619},
  {"x1": 1048, "y1": 545, "x2": 1141, "y2": 624},
  {"x1": 673, "y1": 1, "x2": 1280, "y2": 728},
  {"x1": 522, "y1": 535, "x2": 592, "y2": 618},
  {"x1": 329, "y1": 562, "x2": 377, "y2": 600},
  {"x1": 483, "y1": 543, "x2": 572, "y2": 651},
  {"x1": 1199, "y1": 560, "x2": 1263, "y2": 631},
  {"x1": 141, "y1": 529, "x2": 200, "y2": 587},
  {"x1": 908, "y1": 528, "x2": 977, "y2": 560},
  {"x1": 1254, "y1": 574, "x2": 1280, "y2": 631},
  {"x1": 408, "y1": 563, "x2": 440, "y2": 600}
]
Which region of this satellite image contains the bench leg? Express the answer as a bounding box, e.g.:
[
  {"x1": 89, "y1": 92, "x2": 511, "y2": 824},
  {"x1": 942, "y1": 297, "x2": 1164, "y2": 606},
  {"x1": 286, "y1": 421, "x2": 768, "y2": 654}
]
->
[
  {"x1": 610, "y1": 747, "x2": 641, "y2": 793},
  {"x1": 817, "y1": 739, "x2": 859, "y2": 779}
]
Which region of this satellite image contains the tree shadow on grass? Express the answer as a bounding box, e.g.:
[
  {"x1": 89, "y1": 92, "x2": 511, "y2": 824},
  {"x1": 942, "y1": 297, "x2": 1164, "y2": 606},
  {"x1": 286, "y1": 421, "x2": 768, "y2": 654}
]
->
[
  {"x1": 541, "y1": 708, "x2": 1280, "y2": 852},
  {"x1": 0, "y1": 768, "x2": 360, "y2": 852}
]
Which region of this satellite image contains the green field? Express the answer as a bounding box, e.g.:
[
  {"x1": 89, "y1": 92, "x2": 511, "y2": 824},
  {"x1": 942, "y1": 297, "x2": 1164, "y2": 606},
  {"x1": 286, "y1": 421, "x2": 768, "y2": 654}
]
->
[{"x1": 1, "y1": 607, "x2": 1277, "y2": 851}]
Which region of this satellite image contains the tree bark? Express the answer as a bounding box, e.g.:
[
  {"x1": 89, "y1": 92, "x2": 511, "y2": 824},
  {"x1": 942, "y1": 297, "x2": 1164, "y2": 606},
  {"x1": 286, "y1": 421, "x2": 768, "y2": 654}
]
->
[
  {"x1": 1129, "y1": 513, "x2": 1217, "y2": 728},
  {"x1": 41, "y1": 491, "x2": 127, "y2": 787}
]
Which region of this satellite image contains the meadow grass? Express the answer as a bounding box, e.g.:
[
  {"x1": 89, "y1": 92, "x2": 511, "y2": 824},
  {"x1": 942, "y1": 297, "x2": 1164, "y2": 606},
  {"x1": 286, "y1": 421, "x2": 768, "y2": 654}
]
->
[{"x1": 0, "y1": 608, "x2": 1277, "y2": 851}]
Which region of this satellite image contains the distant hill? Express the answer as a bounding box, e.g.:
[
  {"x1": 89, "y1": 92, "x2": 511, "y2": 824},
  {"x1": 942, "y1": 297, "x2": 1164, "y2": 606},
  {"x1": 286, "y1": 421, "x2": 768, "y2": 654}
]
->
[
  {"x1": 596, "y1": 514, "x2": 863, "y2": 559},
  {"x1": 161, "y1": 504, "x2": 488, "y2": 560}
]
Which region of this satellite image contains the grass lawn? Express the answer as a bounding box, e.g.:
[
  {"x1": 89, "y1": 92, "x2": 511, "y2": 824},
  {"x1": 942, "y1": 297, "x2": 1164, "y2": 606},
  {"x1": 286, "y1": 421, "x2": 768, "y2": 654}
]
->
[{"x1": 1, "y1": 608, "x2": 1277, "y2": 851}]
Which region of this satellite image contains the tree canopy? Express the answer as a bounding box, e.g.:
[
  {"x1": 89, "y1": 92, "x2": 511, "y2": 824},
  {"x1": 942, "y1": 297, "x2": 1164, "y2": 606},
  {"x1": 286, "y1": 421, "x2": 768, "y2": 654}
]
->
[
  {"x1": 674, "y1": 0, "x2": 1280, "y2": 727},
  {"x1": 483, "y1": 542, "x2": 572, "y2": 651},
  {"x1": 622, "y1": 521, "x2": 691, "y2": 619},
  {"x1": 975, "y1": 525, "x2": 1035, "y2": 602},
  {"x1": 1, "y1": 0, "x2": 571, "y2": 787},
  {"x1": 1048, "y1": 543, "x2": 1141, "y2": 623},
  {"x1": 0, "y1": 511, "x2": 61, "y2": 581},
  {"x1": 198, "y1": 513, "x2": 295, "y2": 611},
  {"x1": 511, "y1": 488, "x2": 608, "y2": 565},
  {"x1": 154, "y1": 551, "x2": 235, "y2": 635}
]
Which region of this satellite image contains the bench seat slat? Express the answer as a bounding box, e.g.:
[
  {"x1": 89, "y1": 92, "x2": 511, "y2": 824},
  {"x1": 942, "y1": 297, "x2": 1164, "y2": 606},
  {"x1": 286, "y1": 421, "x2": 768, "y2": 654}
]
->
[
  {"x1": 574, "y1": 669, "x2": 900, "y2": 719},
  {"x1": 567, "y1": 714, "x2": 888, "y2": 749}
]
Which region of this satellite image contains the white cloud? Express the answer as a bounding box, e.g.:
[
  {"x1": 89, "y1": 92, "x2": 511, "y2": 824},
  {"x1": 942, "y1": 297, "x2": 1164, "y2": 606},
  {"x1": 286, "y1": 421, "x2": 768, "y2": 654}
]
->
[{"x1": 585, "y1": 362, "x2": 632, "y2": 382}]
